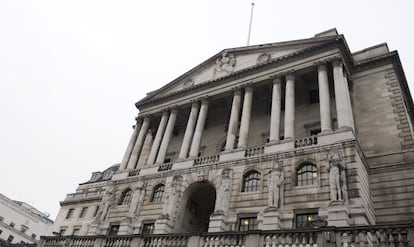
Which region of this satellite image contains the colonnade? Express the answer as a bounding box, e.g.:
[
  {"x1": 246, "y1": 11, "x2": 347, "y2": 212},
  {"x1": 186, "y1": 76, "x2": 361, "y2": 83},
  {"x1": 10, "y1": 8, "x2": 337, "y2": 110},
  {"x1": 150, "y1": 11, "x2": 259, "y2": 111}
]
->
[{"x1": 119, "y1": 59, "x2": 354, "y2": 171}]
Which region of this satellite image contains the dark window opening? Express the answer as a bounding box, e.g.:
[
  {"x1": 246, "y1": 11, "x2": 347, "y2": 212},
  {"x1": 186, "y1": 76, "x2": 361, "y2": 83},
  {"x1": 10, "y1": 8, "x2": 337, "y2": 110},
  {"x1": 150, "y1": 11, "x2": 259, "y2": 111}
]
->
[
  {"x1": 295, "y1": 212, "x2": 318, "y2": 229},
  {"x1": 238, "y1": 216, "x2": 258, "y2": 231},
  {"x1": 108, "y1": 225, "x2": 120, "y2": 235},
  {"x1": 141, "y1": 223, "x2": 155, "y2": 234},
  {"x1": 296, "y1": 164, "x2": 317, "y2": 186},
  {"x1": 151, "y1": 184, "x2": 165, "y2": 202},
  {"x1": 118, "y1": 189, "x2": 132, "y2": 205},
  {"x1": 309, "y1": 89, "x2": 319, "y2": 104},
  {"x1": 242, "y1": 171, "x2": 261, "y2": 192}
]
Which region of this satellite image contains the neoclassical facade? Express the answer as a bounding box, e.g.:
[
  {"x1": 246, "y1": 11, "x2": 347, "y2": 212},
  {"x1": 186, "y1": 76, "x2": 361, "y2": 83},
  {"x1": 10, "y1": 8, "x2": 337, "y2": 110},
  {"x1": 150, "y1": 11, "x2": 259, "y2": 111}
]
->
[{"x1": 50, "y1": 29, "x2": 414, "y2": 246}]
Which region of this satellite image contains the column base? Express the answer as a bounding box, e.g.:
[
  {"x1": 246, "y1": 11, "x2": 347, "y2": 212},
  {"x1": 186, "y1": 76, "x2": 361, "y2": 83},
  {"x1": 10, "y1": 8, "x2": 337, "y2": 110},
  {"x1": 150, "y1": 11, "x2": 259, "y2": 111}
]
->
[
  {"x1": 208, "y1": 212, "x2": 229, "y2": 232},
  {"x1": 154, "y1": 216, "x2": 174, "y2": 234},
  {"x1": 319, "y1": 129, "x2": 334, "y2": 136},
  {"x1": 118, "y1": 217, "x2": 134, "y2": 235},
  {"x1": 262, "y1": 207, "x2": 283, "y2": 230},
  {"x1": 327, "y1": 202, "x2": 350, "y2": 227}
]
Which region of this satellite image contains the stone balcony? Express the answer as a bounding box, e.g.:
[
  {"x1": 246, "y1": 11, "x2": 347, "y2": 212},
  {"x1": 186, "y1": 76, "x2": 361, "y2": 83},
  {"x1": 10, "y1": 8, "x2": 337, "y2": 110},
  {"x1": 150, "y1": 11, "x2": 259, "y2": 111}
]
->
[
  {"x1": 118, "y1": 129, "x2": 357, "y2": 180},
  {"x1": 40, "y1": 222, "x2": 414, "y2": 247}
]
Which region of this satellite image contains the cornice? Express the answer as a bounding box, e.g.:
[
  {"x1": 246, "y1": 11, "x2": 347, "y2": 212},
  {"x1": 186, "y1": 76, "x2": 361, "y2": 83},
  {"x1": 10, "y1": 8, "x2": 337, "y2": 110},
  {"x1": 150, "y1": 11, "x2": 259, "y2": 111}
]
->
[{"x1": 135, "y1": 38, "x2": 348, "y2": 109}]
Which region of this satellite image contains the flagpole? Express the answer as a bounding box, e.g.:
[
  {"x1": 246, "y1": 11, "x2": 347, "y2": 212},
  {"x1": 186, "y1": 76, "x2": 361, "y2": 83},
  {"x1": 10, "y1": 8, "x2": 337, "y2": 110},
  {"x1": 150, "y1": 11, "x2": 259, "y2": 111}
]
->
[{"x1": 247, "y1": 2, "x2": 255, "y2": 46}]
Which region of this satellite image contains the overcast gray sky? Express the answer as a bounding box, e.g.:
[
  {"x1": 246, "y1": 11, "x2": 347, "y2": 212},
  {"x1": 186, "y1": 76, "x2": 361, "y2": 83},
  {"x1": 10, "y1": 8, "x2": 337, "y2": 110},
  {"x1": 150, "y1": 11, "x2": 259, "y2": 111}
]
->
[{"x1": 1, "y1": 0, "x2": 413, "y2": 220}]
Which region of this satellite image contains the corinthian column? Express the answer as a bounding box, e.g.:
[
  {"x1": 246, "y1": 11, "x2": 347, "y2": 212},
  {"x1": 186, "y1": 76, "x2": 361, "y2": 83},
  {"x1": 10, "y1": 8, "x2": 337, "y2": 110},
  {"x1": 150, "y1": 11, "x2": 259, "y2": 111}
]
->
[
  {"x1": 225, "y1": 89, "x2": 241, "y2": 151},
  {"x1": 127, "y1": 116, "x2": 150, "y2": 169},
  {"x1": 147, "y1": 112, "x2": 169, "y2": 165},
  {"x1": 318, "y1": 63, "x2": 332, "y2": 132},
  {"x1": 189, "y1": 99, "x2": 209, "y2": 158},
  {"x1": 238, "y1": 86, "x2": 253, "y2": 149},
  {"x1": 284, "y1": 73, "x2": 295, "y2": 140},
  {"x1": 120, "y1": 119, "x2": 142, "y2": 170},
  {"x1": 156, "y1": 109, "x2": 177, "y2": 164},
  {"x1": 333, "y1": 60, "x2": 354, "y2": 130},
  {"x1": 269, "y1": 77, "x2": 282, "y2": 143},
  {"x1": 179, "y1": 102, "x2": 199, "y2": 159}
]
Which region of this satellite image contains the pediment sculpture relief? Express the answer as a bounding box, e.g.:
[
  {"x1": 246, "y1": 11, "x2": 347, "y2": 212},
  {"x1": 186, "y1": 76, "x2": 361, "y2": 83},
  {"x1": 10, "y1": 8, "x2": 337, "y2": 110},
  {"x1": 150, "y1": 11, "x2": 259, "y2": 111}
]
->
[{"x1": 213, "y1": 52, "x2": 236, "y2": 79}]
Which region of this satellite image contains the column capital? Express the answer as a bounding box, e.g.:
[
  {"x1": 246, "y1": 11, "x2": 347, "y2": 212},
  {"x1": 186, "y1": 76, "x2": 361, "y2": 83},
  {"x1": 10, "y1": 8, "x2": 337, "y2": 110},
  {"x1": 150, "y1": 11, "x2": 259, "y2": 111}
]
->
[
  {"x1": 285, "y1": 72, "x2": 295, "y2": 81},
  {"x1": 271, "y1": 75, "x2": 282, "y2": 84},
  {"x1": 314, "y1": 59, "x2": 329, "y2": 67},
  {"x1": 231, "y1": 85, "x2": 243, "y2": 91}
]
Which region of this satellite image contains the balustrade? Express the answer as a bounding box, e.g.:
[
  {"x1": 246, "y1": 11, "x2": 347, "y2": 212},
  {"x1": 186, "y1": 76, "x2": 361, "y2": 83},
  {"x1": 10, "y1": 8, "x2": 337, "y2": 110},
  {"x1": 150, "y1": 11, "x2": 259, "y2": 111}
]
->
[
  {"x1": 143, "y1": 235, "x2": 188, "y2": 247},
  {"x1": 194, "y1": 154, "x2": 220, "y2": 166},
  {"x1": 128, "y1": 169, "x2": 141, "y2": 177},
  {"x1": 295, "y1": 136, "x2": 318, "y2": 148},
  {"x1": 39, "y1": 223, "x2": 414, "y2": 247},
  {"x1": 158, "y1": 162, "x2": 173, "y2": 172},
  {"x1": 245, "y1": 145, "x2": 264, "y2": 157},
  {"x1": 264, "y1": 232, "x2": 318, "y2": 247},
  {"x1": 202, "y1": 233, "x2": 246, "y2": 247}
]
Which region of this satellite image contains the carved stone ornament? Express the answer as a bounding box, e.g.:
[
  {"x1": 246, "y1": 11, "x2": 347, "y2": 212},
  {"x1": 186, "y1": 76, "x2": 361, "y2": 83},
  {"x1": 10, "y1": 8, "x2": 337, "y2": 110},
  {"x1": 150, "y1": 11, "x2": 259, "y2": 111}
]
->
[
  {"x1": 213, "y1": 52, "x2": 236, "y2": 79},
  {"x1": 328, "y1": 149, "x2": 343, "y2": 163},
  {"x1": 183, "y1": 79, "x2": 194, "y2": 89},
  {"x1": 257, "y1": 53, "x2": 271, "y2": 64}
]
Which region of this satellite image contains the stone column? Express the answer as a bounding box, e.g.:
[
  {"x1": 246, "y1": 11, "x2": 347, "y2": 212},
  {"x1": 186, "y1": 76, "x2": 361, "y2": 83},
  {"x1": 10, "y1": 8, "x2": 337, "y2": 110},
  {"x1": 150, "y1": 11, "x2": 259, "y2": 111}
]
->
[
  {"x1": 333, "y1": 60, "x2": 353, "y2": 130},
  {"x1": 147, "y1": 112, "x2": 169, "y2": 165},
  {"x1": 225, "y1": 89, "x2": 241, "y2": 151},
  {"x1": 238, "y1": 86, "x2": 253, "y2": 149},
  {"x1": 269, "y1": 77, "x2": 282, "y2": 143},
  {"x1": 179, "y1": 102, "x2": 200, "y2": 159},
  {"x1": 189, "y1": 99, "x2": 209, "y2": 158},
  {"x1": 120, "y1": 119, "x2": 142, "y2": 170},
  {"x1": 156, "y1": 109, "x2": 177, "y2": 164},
  {"x1": 318, "y1": 64, "x2": 332, "y2": 132},
  {"x1": 284, "y1": 74, "x2": 295, "y2": 140},
  {"x1": 127, "y1": 117, "x2": 150, "y2": 169}
]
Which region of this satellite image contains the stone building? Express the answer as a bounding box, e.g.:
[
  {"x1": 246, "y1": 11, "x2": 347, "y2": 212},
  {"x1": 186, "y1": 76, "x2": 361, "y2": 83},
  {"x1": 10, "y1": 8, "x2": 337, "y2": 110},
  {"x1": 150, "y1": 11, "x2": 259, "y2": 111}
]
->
[
  {"x1": 0, "y1": 193, "x2": 53, "y2": 244},
  {"x1": 47, "y1": 29, "x2": 414, "y2": 246}
]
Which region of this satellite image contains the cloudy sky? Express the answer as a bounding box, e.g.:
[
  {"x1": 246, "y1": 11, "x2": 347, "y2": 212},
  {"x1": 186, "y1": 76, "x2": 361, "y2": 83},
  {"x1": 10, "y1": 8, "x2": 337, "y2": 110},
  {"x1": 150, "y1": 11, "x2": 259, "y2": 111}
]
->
[{"x1": 1, "y1": 0, "x2": 413, "y2": 219}]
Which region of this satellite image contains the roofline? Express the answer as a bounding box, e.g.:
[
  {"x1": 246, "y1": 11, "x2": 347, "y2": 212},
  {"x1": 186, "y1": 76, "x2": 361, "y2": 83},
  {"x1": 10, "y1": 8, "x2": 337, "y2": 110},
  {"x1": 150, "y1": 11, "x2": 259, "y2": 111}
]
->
[
  {"x1": 136, "y1": 35, "x2": 341, "y2": 107},
  {"x1": 136, "y1": 36, "x2": 349, "y2": 109}
]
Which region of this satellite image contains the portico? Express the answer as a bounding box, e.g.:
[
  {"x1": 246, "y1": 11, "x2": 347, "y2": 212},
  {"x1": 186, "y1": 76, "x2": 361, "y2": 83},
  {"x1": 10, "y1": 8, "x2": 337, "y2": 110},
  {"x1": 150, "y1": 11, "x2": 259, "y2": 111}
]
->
[{"x1": 119, "y1": 58, "x2": 355, "y2": 171}]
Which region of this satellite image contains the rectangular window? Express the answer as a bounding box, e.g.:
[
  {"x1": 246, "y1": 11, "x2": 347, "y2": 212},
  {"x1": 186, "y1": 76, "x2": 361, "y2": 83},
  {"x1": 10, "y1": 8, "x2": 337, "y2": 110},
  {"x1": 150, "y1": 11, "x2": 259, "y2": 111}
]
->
[
  {"x1": 79, "y1": 207, "x2": 88, "y2": 218},
  {"x1": 7, "y1": 235, "x2": 14, "y2": 243},
  {"x1": 66, "y1": 208, "x2": 74, "y2": 219},
  {"x1": 72, "y1": 228, "x2": 80, "y2": 235},
  {"x1": 295, "y1": 212, "x2": 318, "y2": 229},
  {"x1": 108, "y1": 225, "x2": 120, "y2": 235},
  {"x1": 141, "y1": 223, "x2": 155, "y2": 234},
  {"x1": 310, "y1": 128, "x2": 321, "y2": 136},
  {"x1": 238, "y1": 216, "x2": 258, "y2": 231},
  {"x1": 309, "y1": 89, "x2": 319, "y2": 104}
]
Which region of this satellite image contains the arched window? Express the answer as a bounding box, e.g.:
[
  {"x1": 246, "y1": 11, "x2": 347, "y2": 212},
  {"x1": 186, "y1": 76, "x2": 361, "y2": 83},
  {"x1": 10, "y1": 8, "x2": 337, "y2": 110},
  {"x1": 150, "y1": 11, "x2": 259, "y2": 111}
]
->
[
  {"x1": 118, "y1": 189, "x2": 132, "y2": 205},
  {"x1": 151, "y1": 184, "x2": 165, "y2": 202},
  {"x1": 242, "y1": 170, "x2": 261, "y2": 192},
  {"x1": 296, "y1": 163, "x2": 318, "y2": 186}
]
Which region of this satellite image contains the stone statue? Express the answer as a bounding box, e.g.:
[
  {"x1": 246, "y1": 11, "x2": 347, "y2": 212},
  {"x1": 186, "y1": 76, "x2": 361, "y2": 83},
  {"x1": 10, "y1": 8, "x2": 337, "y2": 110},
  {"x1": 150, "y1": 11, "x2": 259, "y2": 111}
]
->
[
  {"x1": 329, "y1": 162, "x2": 345, "y2": 203},
  {"x1": 128, "y1": 181, "x2": 147, "y2": 219},
  {"x1": 268, "y1": 161, "x2": 284, "y2": 208},
  {"x1": 96, "y1": 185, "x2": 115, "y2": 221},
  {"x1": 214, "y1": 169, "x2": 232, "y2": 214},
  {"x1": 162, "y1": 176, "x2": 182, "y2": 219},
  {"x1": 214, "y1": 52, "x2": 236, "y2": 78}
]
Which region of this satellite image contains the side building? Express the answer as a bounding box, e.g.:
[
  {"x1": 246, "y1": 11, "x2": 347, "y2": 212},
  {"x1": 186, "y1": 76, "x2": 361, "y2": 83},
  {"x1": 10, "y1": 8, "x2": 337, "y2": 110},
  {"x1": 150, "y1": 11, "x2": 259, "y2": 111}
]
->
[
  {"x1": 0, "y1": 194, "x2": 53, "y2": 244},
  {"x1": 47, "y1": 29, "x2": 414, "y2": 246}
]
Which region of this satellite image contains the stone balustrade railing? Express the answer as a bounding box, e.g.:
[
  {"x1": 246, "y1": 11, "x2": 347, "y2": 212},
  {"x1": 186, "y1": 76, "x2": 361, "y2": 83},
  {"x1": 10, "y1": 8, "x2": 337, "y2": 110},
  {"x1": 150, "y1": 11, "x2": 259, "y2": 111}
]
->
[
  {"x1": 194, "y1": 154, "x2": 220, "y2": 166},
  {"x1": 264, "y1": 231, "x2": 318, "y2": 247},
  {"x1": 245, "y1": 145, "x2": 265, "y2": 157},
  {"x1": 128, "y1": 169, "x2": 141, "y2": 177},
  {"x1": 158, "y1": 162, "x2": 173, "y2": 172},
  {"x1": 295, "y1": 135, "x2": 318, "y2": 148},
  {"x1": 39, "y1": 223, "x2": 414, "y2": 247}
]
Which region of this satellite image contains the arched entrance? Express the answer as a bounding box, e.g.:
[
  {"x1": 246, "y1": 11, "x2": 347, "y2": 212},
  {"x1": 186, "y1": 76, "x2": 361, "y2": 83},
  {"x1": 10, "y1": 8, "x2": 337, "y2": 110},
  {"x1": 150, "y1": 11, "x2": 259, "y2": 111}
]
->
[{"x1": 175, "y1": 181, "x2": 216, "y2": 233}]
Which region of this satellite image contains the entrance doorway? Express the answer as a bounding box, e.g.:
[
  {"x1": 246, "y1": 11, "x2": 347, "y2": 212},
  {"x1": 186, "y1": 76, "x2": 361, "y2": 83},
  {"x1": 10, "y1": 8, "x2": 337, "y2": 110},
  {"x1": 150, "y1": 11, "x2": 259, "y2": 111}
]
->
[{"x1": 175, "y1": 181, "x2": 216, "y2": 233}]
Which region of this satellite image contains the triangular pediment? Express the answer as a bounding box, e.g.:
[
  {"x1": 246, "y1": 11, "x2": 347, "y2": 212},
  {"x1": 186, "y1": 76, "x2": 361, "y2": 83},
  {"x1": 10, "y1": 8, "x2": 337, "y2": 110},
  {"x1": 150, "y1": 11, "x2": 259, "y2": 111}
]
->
[{"x1": 139, "y1": 34, "x2": 339, "y2": 105}]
